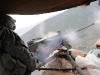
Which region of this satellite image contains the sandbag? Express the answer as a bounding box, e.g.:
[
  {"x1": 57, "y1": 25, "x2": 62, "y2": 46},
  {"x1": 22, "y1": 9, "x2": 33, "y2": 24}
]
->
[
  {"x1": 75, "y1": 54, "x2": 100, "y2": 75},
  {"x1": 69, "y1": 49, "x2": 86, "y2": 59}
]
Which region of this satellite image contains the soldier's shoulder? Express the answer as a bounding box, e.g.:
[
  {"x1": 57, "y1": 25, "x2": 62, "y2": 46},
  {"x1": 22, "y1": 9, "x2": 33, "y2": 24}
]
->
[
  {"x1": 0, "y1": 26, "x2": 19, "y2": 37},
  {"x1": 0, "y1": 26, "x2": 11, "y2": 32}
]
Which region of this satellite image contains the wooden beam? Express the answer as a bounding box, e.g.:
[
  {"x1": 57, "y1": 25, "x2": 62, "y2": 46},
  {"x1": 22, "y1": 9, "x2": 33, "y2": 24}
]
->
[{"x1": 0, "y1": 0, "x2": 97, "y2": 14}]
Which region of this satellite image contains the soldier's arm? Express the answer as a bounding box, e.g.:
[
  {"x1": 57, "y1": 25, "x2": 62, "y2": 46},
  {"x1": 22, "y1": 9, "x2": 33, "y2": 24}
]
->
[{"x1": 1, "y1": 27, "x2": 38, "y2": 72}]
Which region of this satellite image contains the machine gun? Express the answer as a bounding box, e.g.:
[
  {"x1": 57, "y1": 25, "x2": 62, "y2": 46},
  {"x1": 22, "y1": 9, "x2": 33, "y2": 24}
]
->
[
  {"x1": 27, "y1": 22, "x2": 95, "y2": 61},
  {"x1": 27, "y1": 22, "x2": 95, "y2": 75},
  {"x1": 28, "y1": 22, "x2": 95, "y2": 53}
]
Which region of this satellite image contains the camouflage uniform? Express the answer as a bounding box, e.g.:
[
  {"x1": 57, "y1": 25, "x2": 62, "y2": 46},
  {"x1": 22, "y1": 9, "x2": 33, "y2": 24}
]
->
[{"x1": 0, "y1": 14, "x2": 39, "y2": 75}]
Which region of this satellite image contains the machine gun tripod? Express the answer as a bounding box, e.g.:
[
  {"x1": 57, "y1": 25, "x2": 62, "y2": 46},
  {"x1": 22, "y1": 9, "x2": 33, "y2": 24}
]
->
[{"x1": 36, "y1": 48, "x2": 85, "y2": 75}]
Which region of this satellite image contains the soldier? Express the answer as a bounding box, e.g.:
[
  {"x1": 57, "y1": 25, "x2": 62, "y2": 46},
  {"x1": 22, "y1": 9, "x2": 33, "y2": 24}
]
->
[{"x1": 0, "y1": 14, "x2": 39, "y2": 75}]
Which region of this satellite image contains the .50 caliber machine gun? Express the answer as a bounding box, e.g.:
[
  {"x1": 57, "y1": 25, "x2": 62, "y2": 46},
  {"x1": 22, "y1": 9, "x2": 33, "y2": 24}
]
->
[
  {"x1": 27, "y1": 22, "x2": 95, "y2": 75},
  {"x1": 28, "y1": 22, "x2": 95, "y2": 54}
]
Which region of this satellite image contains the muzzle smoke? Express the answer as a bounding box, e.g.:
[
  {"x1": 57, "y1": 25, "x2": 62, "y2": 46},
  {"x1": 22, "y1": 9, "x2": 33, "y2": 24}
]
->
[
  {"x1": 32, "y1": 31, "x2": 75, "y2": 62},
  {"x1": 32, "y1": 20, "x2": 100, "y2": 62},
  {"x1": 94, "y1": 20, "x2": 100, "y2": 24}
]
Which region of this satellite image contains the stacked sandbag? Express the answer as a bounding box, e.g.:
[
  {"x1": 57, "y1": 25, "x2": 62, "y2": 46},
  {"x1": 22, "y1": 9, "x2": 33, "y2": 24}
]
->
[{"x1": 69, "y1": 49, "x2": 87, "y2": 59}]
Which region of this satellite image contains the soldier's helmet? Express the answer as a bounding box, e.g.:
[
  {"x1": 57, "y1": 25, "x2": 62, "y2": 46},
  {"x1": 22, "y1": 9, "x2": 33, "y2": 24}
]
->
[{"x1": 0, "y1": 14, "x2": 16, "y2": 30}]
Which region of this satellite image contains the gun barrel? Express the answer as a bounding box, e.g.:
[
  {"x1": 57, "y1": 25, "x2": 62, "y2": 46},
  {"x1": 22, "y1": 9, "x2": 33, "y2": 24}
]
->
[{"x1": 75, "y1": 23, "x2": 95, "y2": 32}]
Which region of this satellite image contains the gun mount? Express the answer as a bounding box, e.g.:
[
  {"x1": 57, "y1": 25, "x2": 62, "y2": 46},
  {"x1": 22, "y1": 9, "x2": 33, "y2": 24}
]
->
[{"x1": 35, "y1": 48, "x2": 85, "y2": 75}]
